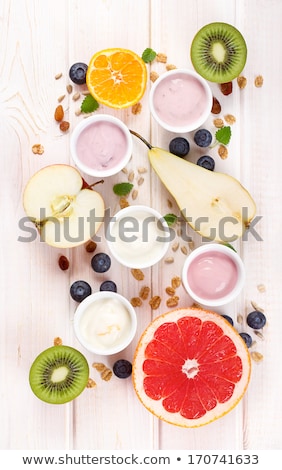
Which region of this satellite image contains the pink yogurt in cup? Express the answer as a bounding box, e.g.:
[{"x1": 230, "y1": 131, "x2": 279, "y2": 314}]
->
[
  {"x1": 149, "y1": 69, "x2": 212, "y2": 133},
  {"x1": 70, "y1": 114, "x2": 133, "y2": 178},
  {"x1": 182, "y1": 243, "x2": 245, "y2": 307}
]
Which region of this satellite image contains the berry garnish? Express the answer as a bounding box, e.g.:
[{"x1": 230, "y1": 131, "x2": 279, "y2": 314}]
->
[
  {"x1": 239, "y1": 332, "x2": 253, "y2": 348},
  {"x1": 196, "y1": 155, "x2": 215, "y2": 171},
  {"x1": 113, "y1": 359, "x2": 132, "y2": 379},
  {"x1": 70, "y1": 280, "x2": 92, "y2": 302},
  {"x1": 246, "y1": 310, "x2": 266, "y2": 329},
  {"x1": 100, "y1": 280, "x2": 117, "y2": 292},
  {"x1": 169, "y1": 137, "x2": 190, "y2": 158},
  {"x1": 221, "y1": 314, "x2": 234, "y2": 326},
  {"x1": 91, "y1": 253, "x2": 111, "y2": 273},
  {"x1": 69, "y1": 62, "x2": 88, "y2": 85},
  {"x1": 194, "y1": 129, "x2": 212, "y2": 147}
]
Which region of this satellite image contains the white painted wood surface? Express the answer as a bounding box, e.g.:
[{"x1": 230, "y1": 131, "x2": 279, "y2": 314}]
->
[{"x1": 1, "y1": 0, "x2": 281, "y2": 451}]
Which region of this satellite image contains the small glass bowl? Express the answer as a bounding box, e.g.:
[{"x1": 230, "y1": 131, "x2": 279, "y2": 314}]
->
[
  {"x1": 73, "y1": 291, "x2": 137, "y2": 356},
  {"x1": 106, "y1": 205, "x2": 170, "y2": 269},
  {"x1": 70, "y1": 114, "x2": 133, "y2": 178},
  {"x1": 182, "y1": 243, "x2": 245, "y2": 307},
  {"x1": 149, "y1": 68, "x2": 212, "y2": 133}
]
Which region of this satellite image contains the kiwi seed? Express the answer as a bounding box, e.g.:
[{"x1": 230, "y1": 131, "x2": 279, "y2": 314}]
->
[
  {"x1": 190, "y1": 22, "x2": 247, "y2": 83},
  {"x1": 29, "y1": 345, "x2": 89, "y2": 404}
]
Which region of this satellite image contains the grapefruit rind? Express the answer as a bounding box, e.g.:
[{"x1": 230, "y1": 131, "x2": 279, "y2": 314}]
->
[
  {"x1": 133, "y1": 307, "x2": 251, "y2": 428},
  {"x1": 86, "y1": 48, "x2": 147, "y2": 109}
]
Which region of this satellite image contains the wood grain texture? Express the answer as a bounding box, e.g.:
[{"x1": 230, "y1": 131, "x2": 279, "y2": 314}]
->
[{"x1": 0, "y1": 0, "x2": 281, "y2": 451}]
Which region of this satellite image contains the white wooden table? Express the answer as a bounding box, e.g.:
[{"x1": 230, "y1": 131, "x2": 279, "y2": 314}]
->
[{"x1": 1, "y1": 0, "x2": 281, "y2": 452}]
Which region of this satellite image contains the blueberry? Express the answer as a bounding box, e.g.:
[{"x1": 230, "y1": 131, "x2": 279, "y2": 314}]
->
[
  {"x1": 221, "y1": 314, "x2": 234, "y2": 326},
  {"x1": 194, "y1": 129, "x2": 213, "y2": 147},
  {"x1": 113, "y1": 359, "x2": 132, "y2": 379},
  {"x1": 70, "y1": 280, "x2": 92, "y2": 302},
  {"x1": 91, "y1": 253, "x2": 111, "y2": 273},
  {"x1": 69, "y1": 62, "x2": 88, "y2": 85},
  {"x1": 169, "y1": 137, "x2": 190, "y2": 158},
  {"x1": 100, "y1": 280, "x2": 117, "y2": 292},
  {"x1": 196, "y1": 155, "x2": 215, "y2": 171},
  {"x1": 246, "y1": 310, "x2": 266, "y2": 329},
  {"x1": 239, "y1": 332, "x2": 253, "y2": 348}
]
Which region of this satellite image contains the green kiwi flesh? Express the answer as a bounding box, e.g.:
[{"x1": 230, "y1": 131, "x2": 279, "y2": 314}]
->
[
  {"x1": 29, "y1": 345, "x2": 89, "y2": 404},
  {"x1": 190, "y1": 22, "x2": 247, "y2": 83}
]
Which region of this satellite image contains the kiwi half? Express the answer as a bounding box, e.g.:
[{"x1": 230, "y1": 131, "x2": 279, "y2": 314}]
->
[
  {"x1": 190, "y1": 22, "x2": 247, "y2": 83},
  {"x1": 29, "y1": 345, "x2": 89, "y2": 404}
]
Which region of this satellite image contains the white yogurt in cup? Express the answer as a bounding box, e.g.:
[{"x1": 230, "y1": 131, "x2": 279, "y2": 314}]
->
[
  {"x1": 74, "y1": 292, "x2": 137, "y2": 355},
  {"x1": 106, "y1": 205, "x2": 170, "y2": 268}
]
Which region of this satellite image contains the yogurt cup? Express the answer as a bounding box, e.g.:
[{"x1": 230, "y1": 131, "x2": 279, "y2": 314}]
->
[
  {"x1": 182, "y1": 243, "x2": 245, "y2": 307},
  {"x1": 149, "y1": 69, "x2": 212, "y2": 133},
  {"x1": 70, "y1": 114, "x2": 133, "y2": 177},
  {"x1": 106, "y1": 205, "x2": 170, "y2": 269},
  {"x1": 73, "y1": 291, "x2": 137, "y2": 356}
]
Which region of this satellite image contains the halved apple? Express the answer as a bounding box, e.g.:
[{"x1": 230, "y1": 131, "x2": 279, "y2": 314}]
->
[
  {"x1": 130, "y1": 131, "x2": 256, "y2": 242},
  {"x1": 23, "y1": 164, "x2": 105, "y2": 248}
]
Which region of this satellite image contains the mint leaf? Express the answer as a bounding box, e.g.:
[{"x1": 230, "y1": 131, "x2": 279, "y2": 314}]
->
[
  {"x1": 215, "y1": 126, "x2": 232, "y2": 145},
  {"x1": 81, "y1": 94, "x2": 99, "y2": 113},
  {"x1": 221, "y1": 242, "x2": 237, "y2": 252},
  {"x1": 113, "y1": 182, "x2": 134, "y2": 196},
  {"x1": 163, "y1": 213, "x2": 178, "y2": 226},
  {"x1": 142, "y1": 48, "x2": 157, "y2": 63}
]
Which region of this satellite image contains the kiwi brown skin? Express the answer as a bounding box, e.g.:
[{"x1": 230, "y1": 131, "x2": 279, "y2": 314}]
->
[
  {"x1": 190, "y1": 22, "x2": 247, "y2": 83},
  {"x1": 29, "y1": 345, "x2": 89, "y2": 404}
]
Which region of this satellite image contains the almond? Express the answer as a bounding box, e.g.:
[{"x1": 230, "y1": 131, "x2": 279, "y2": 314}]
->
[
  {"x1": 54, "y1": 104, "x2": 64, "y2": 122},
  {"x1": 220, "y1": 82, "x2": 233, "y2": 96},
  {"x1": 211, "y1": 96, "x2": 221, "y2": 114}
]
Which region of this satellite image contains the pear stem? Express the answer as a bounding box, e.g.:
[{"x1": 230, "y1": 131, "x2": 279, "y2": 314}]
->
[
  {"x1": 89, "y1": 179, "x2": 104, "y2": 188},
  {"x1": 129, "y1": 130, "x2": 152, "y2": 149}
]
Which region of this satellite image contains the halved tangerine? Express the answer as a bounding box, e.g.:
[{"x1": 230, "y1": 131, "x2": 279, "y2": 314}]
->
[
  {"x1": 86, "y1": 48, "x2": 147, "y2": 109},
  {"x1": 133, "y1": 307, "x2": 251, "y2": 427}
]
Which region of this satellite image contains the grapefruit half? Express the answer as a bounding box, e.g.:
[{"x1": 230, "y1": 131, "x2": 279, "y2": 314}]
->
[{"x1": 133, "y1": 307, "x2": 251, "y2": 427}]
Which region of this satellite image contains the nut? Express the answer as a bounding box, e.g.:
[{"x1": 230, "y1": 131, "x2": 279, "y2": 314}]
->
[
  {"x1": 254, "y1": 75, "x2": 264, "y2": 87},
  {"x1": 224, "y1": 114, "x2": 236, "y2": 125},
  {"x1": 257, "y1": 283, "x2": 266, "y2": 293},
  {"x1": 86, "y1": 378, "x2": 97, "y2": 388},
  {"x1": 139, "y1": 286, "x2": 150, "y2": 300},
  {"x1": 237, "y1": 76, "x2": 247, "y2": 89},
  {"x1": 131, "y1": 269, "x2": 145, "y2": 281},
  {"x1": 59, "y1": 121, "x2": 70, "y2": 132},
  {"x1": 165, "y1": 286, "x2": 176, "y2": 296},
  {"x1": 218, "y1": 144, "x2": 228, "y2": 159},
  {"x1": 132, "y1": 102, "x2": 142, "y2": 115},
  {"x1": 137, "y1": 167, "x2": 147, "y2": 174},
  {"x1": 128, "y1": 170, "x2": 135, "y2": 182},
  {"x1": 166, "y1": 64, "x2": 177, "y2": 71},
  {"x1": 149, "y1": 295, "x2": 162, "y2": 310},
  {"x1": 132, "y1": 189, "x2": 138, "y2": 200},
  {"x1": 220, "y1": 82, "x2": 233, "y2": 96},
  {"x1": 57, "y1": 94, "x2": 65, "y2": 103},
  {"x1": 211, "y1": 96, "x2": 221, "y2": 114},
  {"x1": 150, "y1": 71, "x2": 159, "y2": 82},
  {"x1": 72, "y1": 92, "x2": 81, "y2": 101},
  {"x1": 156, "y1": 52, "x2": 167, "y2": 63},
  {"x1": 172, "y1": 242, "x2": 179, "y2": 252},
  {"x1": 101, "y1": 368, "x2": 113, "y2": 381},
  {"x1": 66, "y1": 84, "x2": 73, "y2": 94},
  {"x1": 171, "y1": 276, "x2": 181, "y2": 289},
  {"x1": 131, "y1": 297, "x2": 142, "y2": 307},
  {"x1": 92, "y1": 362, "x2": 106, "y2": 372},
  {"x1": 164, "y1": 257, "x2": 174, "y2": 264},
  {"x1": 166, "y1": 296, "x2": 179, "y2": 308},
  {"x1": 119, "y1": 196, "x2": 129, "y2": 209},
  {"x1": 32, "y1": 144, "x2": 44, "y2": 155},
  {"x1": 137, "y1": 176, "x2": 144, "y2": 186},
  {"x1": 53, "y1": 337, "x2": 63, "y2": 346},
  {"x1": 54, "y1": 104, "x2": 64, "y2": 122},
  {"x1": 55, "y1": 72, "x2": 62, "y2": 80},
  {"x1": 85, "y1": 240, "x2": 97, "y2": 253},
  {"x1": 250, "y1": 351, "x2": 264, "y2": 363},
  {"x1": 213, "y1": 118, "x2": 224, "y2": 128},
  {"x1": 58, "y1": 255, "x2": 69, "y2": 271}
]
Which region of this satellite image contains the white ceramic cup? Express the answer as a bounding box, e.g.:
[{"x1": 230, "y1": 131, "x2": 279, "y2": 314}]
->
[
  {"x1": 70, "y1": 114, "x2": 133, "y2": 178},
  {"x1": 73, "y1": 291, "x2": 137, "y2": 356},
  {"x1": 106, "y1": 205, "x2": 170, "y2": 269},
  {"x1": 149, "y1": 68, "x2": 212, "y2": 133},
  {"x1": 182, "y1": 243, "x2": 245, "y2": 307}
]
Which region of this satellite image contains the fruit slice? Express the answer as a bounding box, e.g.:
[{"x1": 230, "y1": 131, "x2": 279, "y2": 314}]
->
[
  {"x1": 190, "y1": 22, "x2": 247, "y2": 83},
  {"x1": 130, "y1": 131, "x2": 256, "y2": 242},
  {"x1": 23, "y1": 164, "x2": 105, "y2": 248},
  {"x1": 86, "y1": 48, "x2": 147, "y2": 109},
  {"x1": 29, "y1": 345, "x2": 89, "y2": 404},
  {"x1": 133, "y1": 307, "x2": 251, "y2": 427}
]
